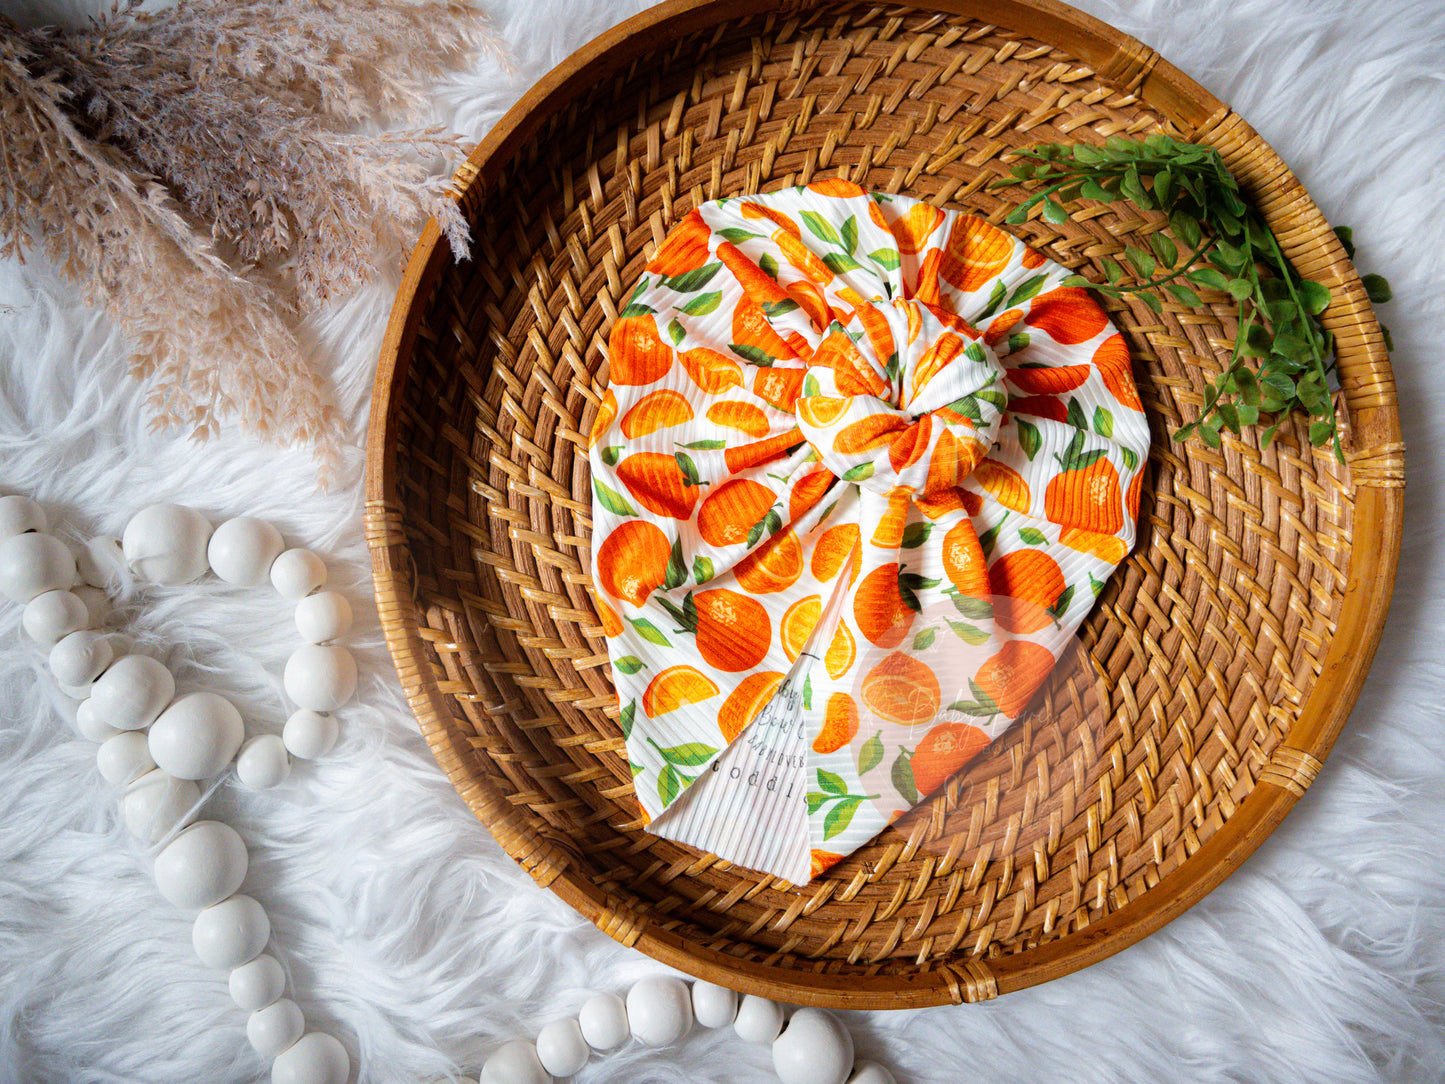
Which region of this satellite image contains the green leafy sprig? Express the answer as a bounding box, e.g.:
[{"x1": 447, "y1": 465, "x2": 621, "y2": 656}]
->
[{"x1": 995, "y1": 134, "x2": 1345, "y2": 458}]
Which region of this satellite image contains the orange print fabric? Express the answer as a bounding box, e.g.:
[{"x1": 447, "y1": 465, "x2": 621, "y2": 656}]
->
[{"x1": 589, "y1": 182, "x2": 1150, "y2": 882}]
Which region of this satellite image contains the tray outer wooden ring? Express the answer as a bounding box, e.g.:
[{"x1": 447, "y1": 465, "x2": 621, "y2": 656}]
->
[{"x1": 365, "y1": 0, "x2": 1403, "y2": 1008}]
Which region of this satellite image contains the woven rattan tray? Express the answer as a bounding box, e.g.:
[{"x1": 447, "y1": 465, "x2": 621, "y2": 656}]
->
[{"x1": 365, "y1": 0, "x2": 1402, "y2": 1008}]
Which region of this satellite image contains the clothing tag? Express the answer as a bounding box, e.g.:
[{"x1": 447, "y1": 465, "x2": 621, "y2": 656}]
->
[{"x1": 648, "y1": 566, "x2": 854, "y2": 884}]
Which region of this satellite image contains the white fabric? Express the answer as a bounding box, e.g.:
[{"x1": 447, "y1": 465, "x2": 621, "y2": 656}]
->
[{"x1": 1, "y1": 0, "x2": 1442, "y2": 1081}]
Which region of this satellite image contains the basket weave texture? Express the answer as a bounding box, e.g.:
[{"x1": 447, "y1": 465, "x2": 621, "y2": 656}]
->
[{"x1": 365, "y1": 0, "x2": 1402, "y2": 1008}]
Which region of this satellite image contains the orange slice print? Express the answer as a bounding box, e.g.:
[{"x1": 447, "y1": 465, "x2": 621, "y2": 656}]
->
[
  {"x1": 679, "y1": 347, "x2": 745, "y2": 394},
  {"x1": 939, "y1": 216, "x2": 1015, "y2": 295},
  {"x1": 861, "y1": 652, "x2": 941, "y2": 726},
  {"x1": 718, "y1": 670, "x2": 786, "y2": 742},
  {"x1": 609, "y1": 314, "x2": 673, "y2": 386},
  {"x1": 781, "y1": 595, "x2": 823, "y2": 663},
  {"x1": 1027, "y1": 286, "x2": 1109, "y2": 345},
  {"x1": 813, "y1": 692, "x2": 860, "y2": 753},
  {"x1": 646, "y1": 208, "x2": 711, "y2": 276},
  {"x1": 616, "y1": 452, "x2": 701, "y2": 520},
  {"x1": 811, "y1": 523, "x2": 862, "y2": 584},
  {"x1": 643, "y1": 665, "x2": 721, "y2": 717},
  {"x1": 621, "y1": 388, "x2": 695, "y2": 438},
  {"x1": 706, "y1": 400, "x2": 771, "y2": 439},
  {"x1": 734, "y1": 529, "x2": 804, "y2": 594}
]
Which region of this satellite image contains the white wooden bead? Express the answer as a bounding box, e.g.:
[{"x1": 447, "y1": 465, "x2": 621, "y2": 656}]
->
[
  {"x1": 121, "y1": 769, "x2": 199, "y2": 841},
  {"x1": 152, "y1": 820, "x2": 247, "y2": 910},
  {"x1": 59, "y1": 679, "x2": 95, "y2": 700},
  {"x1": 230, "y1": 953, "x2": 287, "y2": 1012},
  {"x1": 535, "y1": 1018, "x2": 589, "y2": 1077},
  {"x1": 284, "y1": 644, "x2": 356, "y2": 711},
  {"x1": 148, "y1": 691, "x2": 244, "y2": 779},
  {"x1": 90, "y1": 654, "x2": 175, "y2": 731},
  {"x1": 72, "y1": 585, "x2": 113, "y2": 627},
  {"x1": 236, "y1": 735, "x2": 290, "y2": 789},
  {"x1": 281, "y1": 710, "x2": 337, "y2": 760},
  {"x1": 248, "y1": 998, "x2": 305, "y2": 1058},
  {"x1": 772, "y1": 1008, "x2": 854, "y2": 1084},
  {"x1": 22, "y1": 590, "x2": 88, "y2": 646},
  {"x1": 75, "y1": 697, "x2": 122, "y2": 743},
  {"x1": 75, "y1": 536, "x2": 125, "y2": 588},
  {"x1": 482, "y1": 1039, "x2": 551, "y2": 1084},
  {"x1": 0, "y1": 531, "x2": 77, "y2": 603},
  {"x1": 193, "y1": 894, "x2": 270, "y2": 969},
  {"x1": 577, "y1": 992, "x2": 629, "y2": 1051},
  {"x1": 294, "y1": 591, "x2": 352, "y2": 643},
  {"x1": 123, "y1": 504, "x2": 213, "y2": 584},
  {"x1": 626, "y1": 976, "x2": 692, "y2": 1046},
  {"x1": 270, "y1": 1033, "x2": 350, "y2": 1084},
  {"x1": 846, "y1": 1060, "x2": 898, "y2": 1084},
  {"x1": 208, "y1": 517, "x2": 284, "y2": 587},
  {"x1": 692, "y1": 980, "x2": 739, "y2": 1028},
  {"x1": 97, "y1": 731, "x2": 155, "y2": 785},
  {"x1": 0, "y1": 494, "x2": 46, "y2": 538},
  {"x1": 49, "y1": 630, "x2": 113, "y2": 687},
  {"x1": 734, "y1": 994, "x2": 784, "y2": 1044},
  {"x1": 270, "y1": 548, "x2": 327, "y2": 600}
]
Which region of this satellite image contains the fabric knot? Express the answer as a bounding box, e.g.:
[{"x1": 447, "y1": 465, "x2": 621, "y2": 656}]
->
[{"x1": 794, "y1": 297, "x2": 1004, "y2": 498}]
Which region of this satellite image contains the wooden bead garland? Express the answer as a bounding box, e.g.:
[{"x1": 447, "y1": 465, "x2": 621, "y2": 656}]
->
[{"x1": 1, "y1": 496, "x2": 902, "y2": 1084}]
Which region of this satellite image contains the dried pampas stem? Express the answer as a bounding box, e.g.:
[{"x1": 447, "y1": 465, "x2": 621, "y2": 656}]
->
[{"x1": 1, "y1": 1, "x2": 497, "y2": 477}]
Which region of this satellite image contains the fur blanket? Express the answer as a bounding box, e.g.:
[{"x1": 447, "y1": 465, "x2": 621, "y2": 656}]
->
[{"x1": 2, "y1": 0, "x2": 1442, "y2": 1081}]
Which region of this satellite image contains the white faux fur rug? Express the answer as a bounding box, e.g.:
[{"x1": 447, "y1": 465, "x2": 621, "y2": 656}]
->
[{"x1": 3, "y1": 1, "x2": 1444, "y2": 1082}]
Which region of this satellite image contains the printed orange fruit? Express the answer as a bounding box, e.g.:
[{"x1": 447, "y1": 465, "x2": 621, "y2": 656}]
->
[
  {"x1": 697, "y1": 478, "x2": 775, "y2": 547},
  {"x1": 854, "y1": 563, "x2": 917, "y2": 648},
  {"x1": 922, "y1": 431, "x2": 980, "y2": 499},
  {"x1": 869, "y1": 200, "x2": 945, "y2": 255},
  {"x1": 825, "y1": 620, "x2": 856, "y2": 680},
  {"x1": 862, "y1": 652, "x2": 941, "y2": 726},
  {"x1": 724, "y1": 429, "x2": 802, "y2": 474},
  {"x1": 706, "y1": 399, "x2": 770, "y2": 439},
  {"x1": 1044, "y1": 456, "x2": 1123, "y2": 534},
  {"x1": 646, "y1": 208, "x2": 711, "y2": 276},
  {"x1": 834, "y1": 413, "x2": 910, "y2": 455},
  {"x1": 914, "y1": 486, "x2": 967, "y2": 522},
  {"x1": 913, "y1": 248, "x2": 945, "y2": 308},
  {"x1": 609, "y1": 314, "x2": 673, "y2": 386},
  {"x1": 910, "y1": 332, "x2": 966, "y2": 402},
  {"x1": 811, "y1": 523, "x2": 862, "y2": 584},
  {"x1": 643, "y1": 665, "x2": 721, "y2": 717},
  {"x1": 751, "y1": 367, "x2": 807, "y2": 412},
  {"x1": 910, "y1": 721, "x2": 990, "y2": 795},
  {"x1": 786, "y1": 279, "x2": 832, "y2": 330},
  {"x1": 679, "y1": 347, "x2": 745, "y2": 393},
  {"x1": 886, "y1": 419, "x2": 932, "y2": 475},
  {"x1": 1007, "y1": 394, "x2": 1068, "y2": 423},
  {"x1": 717, "y1": 240, "x2": 790, "y2": 307},
  {"x1": 774, "y1": 228, "x2": 835, "y2": 286},
  {"x1": 694, "y1": 589, "x2": 772, "y2": 672},
  {"x1": 621, "y1": 388, "x2": 695, "y2": 438},
  {"x1": 1005, "y1": 363, "x2": 1091, "y2": 395},
  {"x1": 740, "y1": 201, "x2": 801, "y2": 236},
  {"x1": 718, "y1": 670, "x2": 786, "y2": 742},
  {"x1": 807, "y1": 177, "x2": 866, "y2": 198},
  {"x1": 594, "y1": 594, "x2": 624, "y2": 637},
  {"x1": 781, "y1": 595, "x2": 823, "y2": 663},
  {"x1": 989, "y1": 548, "x2": 1066, "y2": 633},
  {"x1": 734, "y1": 529, "x2": 803, "y2": 594},
  {"x1": 1027, "y1": 286, "x2": 1109, "y2": 345},
  {"x1": 616, "y1": 452, "x2": 700, "y2": 520},
  {"x1": 942, "y1": 519, "x2": 991, "y2": 596},
  {"x1": 1126, "y1": 463, "x2": 1145, "y2": 519},
  {"x1": 896, "y1": 297, "x2": 923, "y2": 345},
  {"x1": 811, "y1": 330, "x2": 887, "y2": 397},
  {"x1": 796, "y1": 395, "x2": 850, "y2": 429},
  {"x1": 871, "y1": 485, "x2": 914, "y2": 548},
  {"x1": 813, "y1": 692, "x2": 860, "y2": 753},
  {"x1": 595, "y1": 520, "x2": 671, "y2": 606},
  {"x1": 973, "y1": 640, "x2": 1055, "y2": 719},
  {"x1": 1021, "y1": 246, "x2": 1046, "y2": 269},
  {"x1": 590, "y1": 388, "x2": 618, "y2": 448},
  {"x1": 1093, "y1": 333, "x2": 1142, "y2": 411},
  {"x1": 1058, "y1": 526, "x2": 1128, "y2": 564},
  {"x1": 983, "y1": 308, "x2": 1023, "y2": 347},
  {"x1": 733, "y1": 300, "x2": 798, "y2": 361},
  {"x1": 939, "y1": 215, "x2": 1014, "y2": 295},
  {"x1": 810, "y1": 849, "x2": 844, "y2": 877},
  {"x1": 974, "y1": 460, "x2": 1031, "y2": 513},
  {"x1": 855, "y1": 304, "x2": 896, "y2": 367},
  {"x1": 789, "y1": 470, "x2": 833, "y2": 522}
]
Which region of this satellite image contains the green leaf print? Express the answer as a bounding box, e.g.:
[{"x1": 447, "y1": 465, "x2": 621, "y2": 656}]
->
[
  {"x1": 840, "y1": 214, "x2": 859, "y2": 255},
  {"x1": 658, "y1": 763, "x2": 682, "y2": 805},
  {"x1": 800, "y1": 210, "x2": 842, "y2": 246},
  {"x1": 692, "y1": 555, "x2": 714, "y2": 584},
  {"x1": 868, "y1": 248, "x2": 901, "y2": 271},
  {"x1": 662, "y1": 538, "x2": 687, "y2": 591},
  {"x1": 912, "y1": 628, "x2": 936, "y2": 651},
  {"x1": 891, "y1": 749, "x2": 918, "y2": 804},
  {"x1": 593, "y1": 478, "x2": 637, "y2": 516},
  {"x1": 1018, "y1": 527, "x2": 1047, "y2": 546},
  {"x1": 662, "y1": 263, "x2": 723, "y2": 293},
  {"x1": 627, "y1": 615, "x2": 673, "y2": 647},
  {"x1": 858, "y1": 732, "x2": 884, "y2": 775},
  {"x1": 618, "y1": 700, "x2": 636, "y2": 739},
  {"x1": 900, "y1": 522, "x2": 932, "y2": 549},
  {"x1": 614, "y1": 656, "x2": 645, "y2": 675},
  {"x1": 823, "y1": 796, "x2": 864, "y2": 841},
  {"x1": 655, "y1": 742, "x2": 719, "y2": 767},
  {"x1": 1016, "y1": 418, "x2": 1042, "y2": 461},
  {"x1": 680, "y1": 291, "x2": 723, "y2": 316},
  {"x1": 945, "y1": 618, "x2": 990, "y2": 645},
  {"x1": 816, "y1": 768, "x2": 847, "y2": 795}
]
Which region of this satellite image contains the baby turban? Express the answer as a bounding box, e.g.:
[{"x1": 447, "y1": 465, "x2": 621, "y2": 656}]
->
[{"x1": 589, "y1": 180, "x2": 1149, "y2": 884}]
